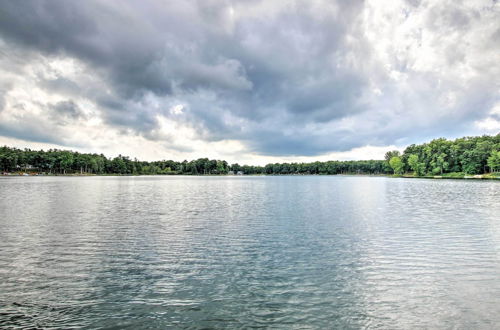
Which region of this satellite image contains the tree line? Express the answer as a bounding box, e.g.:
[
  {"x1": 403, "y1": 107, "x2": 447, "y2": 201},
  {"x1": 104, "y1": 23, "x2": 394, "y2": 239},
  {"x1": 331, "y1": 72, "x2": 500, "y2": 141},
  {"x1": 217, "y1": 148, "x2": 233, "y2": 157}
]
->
[
  {"x1": 386, "y1": 134, "x2": 500, "y2": 175},
  {"x1": 0, "y1": 146, "x2": 388, "y2": 175},
  {"x1": 0, "y1": 134, "x2": 498, "y2": 176}
]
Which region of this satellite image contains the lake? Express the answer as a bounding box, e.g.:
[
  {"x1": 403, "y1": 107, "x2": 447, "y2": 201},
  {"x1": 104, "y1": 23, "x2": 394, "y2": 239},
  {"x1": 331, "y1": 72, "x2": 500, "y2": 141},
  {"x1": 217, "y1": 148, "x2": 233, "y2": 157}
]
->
[{"x1": 0, "y1": 176, "x2": 499, "y2": 329}]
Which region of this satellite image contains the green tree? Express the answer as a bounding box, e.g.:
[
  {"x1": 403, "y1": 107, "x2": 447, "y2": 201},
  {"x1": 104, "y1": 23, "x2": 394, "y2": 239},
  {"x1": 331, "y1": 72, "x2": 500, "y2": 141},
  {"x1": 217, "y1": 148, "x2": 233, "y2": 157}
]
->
[
  {"x1": 111, "y1": 156, "x2": 127, "y2": 174},
  {"x1": 407, "y1": 154, "x2": 424, "y2": 176},
  {"x1": 385, "y1": 150, "x2": 400, "y2": 162},
  {"x1": 487, "y1": 150, "x2": 500, "y2": 172},
  {"x1": 58, "y1": 151, "x2": 74, "y2": 174},
  {"x1": 432, "y1": 153, "x2": 449, "y2": 175},
  {"x1": 389, "y1": 156, "x2": 404, "y2": 175}
]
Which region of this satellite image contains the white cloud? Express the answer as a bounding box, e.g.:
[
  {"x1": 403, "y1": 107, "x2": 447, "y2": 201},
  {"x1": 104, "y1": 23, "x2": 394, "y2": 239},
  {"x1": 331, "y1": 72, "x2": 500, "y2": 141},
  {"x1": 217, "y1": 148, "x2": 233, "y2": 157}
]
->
[{"x1": 474, "y1": 102, "x2": 500, "y2": 132}]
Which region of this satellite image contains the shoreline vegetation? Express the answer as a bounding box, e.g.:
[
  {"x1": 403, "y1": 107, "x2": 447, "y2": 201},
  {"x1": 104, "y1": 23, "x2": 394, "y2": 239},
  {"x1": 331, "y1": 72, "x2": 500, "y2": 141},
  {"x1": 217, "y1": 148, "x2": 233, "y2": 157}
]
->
[
  {"x1": 2, "y1": 173, "x2": 500, "y2": 180},
  {"x1": 2, "y1": 172, "x2": 499, "y2": 180},
  {"x1": 1, "y1": 134, "x2": 499, "y2": 180}
]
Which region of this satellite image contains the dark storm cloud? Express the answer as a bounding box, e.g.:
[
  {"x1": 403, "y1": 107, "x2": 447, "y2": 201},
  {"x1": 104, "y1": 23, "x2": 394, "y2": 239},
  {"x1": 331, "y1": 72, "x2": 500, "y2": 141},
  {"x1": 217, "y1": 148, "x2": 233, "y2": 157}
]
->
[
  {"x1": 243, "y1": 128, "x2": 358, "y2": 156},
  {"x1": 0, "y1": 0, "x2": 498, "y2": 156},
  {"x1": 94, "y1": 94, "x2": 160, "y2": 132}
]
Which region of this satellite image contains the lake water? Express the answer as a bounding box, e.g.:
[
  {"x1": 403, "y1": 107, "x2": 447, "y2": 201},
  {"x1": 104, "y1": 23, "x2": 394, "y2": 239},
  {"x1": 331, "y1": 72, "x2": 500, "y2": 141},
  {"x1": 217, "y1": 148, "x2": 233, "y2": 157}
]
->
[{"x1": 0, "y1": 176, "x2": 499, "y2": 329}]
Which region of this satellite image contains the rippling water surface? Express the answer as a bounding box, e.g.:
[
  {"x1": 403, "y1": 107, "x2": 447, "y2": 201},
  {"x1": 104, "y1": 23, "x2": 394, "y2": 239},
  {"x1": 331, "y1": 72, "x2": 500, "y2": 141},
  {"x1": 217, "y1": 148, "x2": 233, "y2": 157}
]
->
[{"x1": 0, "y1": 176, "x2": 499, "y2": 329}]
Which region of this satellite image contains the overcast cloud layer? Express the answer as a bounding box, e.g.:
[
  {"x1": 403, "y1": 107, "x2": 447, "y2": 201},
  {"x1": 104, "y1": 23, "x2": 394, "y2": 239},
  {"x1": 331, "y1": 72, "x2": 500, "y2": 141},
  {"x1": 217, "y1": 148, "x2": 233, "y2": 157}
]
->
[{"x1": 0, "y1": 0, "x2": 499, "y2": 163}]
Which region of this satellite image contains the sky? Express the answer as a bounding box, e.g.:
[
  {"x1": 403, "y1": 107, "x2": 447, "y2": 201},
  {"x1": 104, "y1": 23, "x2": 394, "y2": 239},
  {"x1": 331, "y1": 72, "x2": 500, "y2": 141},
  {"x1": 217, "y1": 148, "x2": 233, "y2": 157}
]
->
[{"x1": 0, "y1": 0, "x2": 499, "y2": 165}]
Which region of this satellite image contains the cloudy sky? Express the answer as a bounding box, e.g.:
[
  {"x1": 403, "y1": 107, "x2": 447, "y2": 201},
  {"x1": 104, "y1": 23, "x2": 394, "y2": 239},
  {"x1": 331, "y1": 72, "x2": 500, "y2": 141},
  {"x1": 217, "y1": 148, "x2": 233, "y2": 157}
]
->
[{"x1": 0, "y1": 0, "x2": 498, "y2": 164}]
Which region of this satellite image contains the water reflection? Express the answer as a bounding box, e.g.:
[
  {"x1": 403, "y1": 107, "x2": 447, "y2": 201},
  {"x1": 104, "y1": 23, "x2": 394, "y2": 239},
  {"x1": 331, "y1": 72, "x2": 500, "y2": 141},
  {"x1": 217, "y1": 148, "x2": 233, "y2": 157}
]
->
[{"x1": 0, "y1": 176, "x2": 499, "y2": 328}]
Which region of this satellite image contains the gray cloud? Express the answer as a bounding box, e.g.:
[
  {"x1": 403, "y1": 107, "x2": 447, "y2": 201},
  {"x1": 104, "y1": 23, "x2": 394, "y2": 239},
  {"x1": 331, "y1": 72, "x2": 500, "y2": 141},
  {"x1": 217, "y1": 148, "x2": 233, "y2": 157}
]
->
[
  {"x1": 40, "y1": 77, "x2": 80, "y2": 96},
  {"x1": 0, "y1": 118, "x2": 71, "y2": 147},
  {"x1": 0, "y1": 88, "x2": 5, "y2": 112},
  {"x1": 0, "y1": 0, "x2": 498, "y2": 156},
  {"x1": 50, "y1": 100, "x2": 85, "y2": 120}
]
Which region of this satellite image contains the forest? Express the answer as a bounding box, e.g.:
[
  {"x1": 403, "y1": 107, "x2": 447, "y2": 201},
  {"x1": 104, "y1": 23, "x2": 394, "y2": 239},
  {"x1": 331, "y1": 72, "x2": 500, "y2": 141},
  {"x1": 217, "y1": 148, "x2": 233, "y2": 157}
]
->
[
  {"x1": 0, "y1": 134, "x2": 499, "y2": 176},
  {"x1": 386, "y1": 134, "x2": 499, "y2": 176}
]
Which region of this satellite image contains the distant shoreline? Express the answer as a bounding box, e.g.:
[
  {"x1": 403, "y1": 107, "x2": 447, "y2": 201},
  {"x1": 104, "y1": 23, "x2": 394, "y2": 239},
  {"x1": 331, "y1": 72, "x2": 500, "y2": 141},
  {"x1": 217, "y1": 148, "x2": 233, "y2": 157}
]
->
[
  {"x1": 2, "y1": 172, "x2": 499, "y2": 180},
  {"x1": 2, "y1": 134, "x2": 498, "y2": 177}
]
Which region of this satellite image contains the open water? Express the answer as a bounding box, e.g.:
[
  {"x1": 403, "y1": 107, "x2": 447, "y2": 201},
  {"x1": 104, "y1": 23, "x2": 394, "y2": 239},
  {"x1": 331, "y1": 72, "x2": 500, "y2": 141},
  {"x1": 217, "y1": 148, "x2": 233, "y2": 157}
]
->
[{"x1": 0, "y1": 176, "x2": 499, "y2": 329}]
